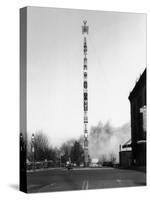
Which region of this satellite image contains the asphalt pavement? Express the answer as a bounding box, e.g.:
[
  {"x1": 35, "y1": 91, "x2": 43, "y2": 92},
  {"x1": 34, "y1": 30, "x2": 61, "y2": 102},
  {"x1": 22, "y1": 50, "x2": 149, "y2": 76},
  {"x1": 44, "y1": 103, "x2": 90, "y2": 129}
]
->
[{"x1": 27, "y1": 167, "x2": 146, "y2": 193}]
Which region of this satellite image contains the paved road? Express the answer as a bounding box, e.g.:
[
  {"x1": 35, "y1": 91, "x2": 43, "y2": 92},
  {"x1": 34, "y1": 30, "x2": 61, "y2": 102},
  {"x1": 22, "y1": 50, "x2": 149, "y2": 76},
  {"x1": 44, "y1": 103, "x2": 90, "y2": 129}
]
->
[{"x1": 27, "y1": 167, "x2": 146, "y2": 193}]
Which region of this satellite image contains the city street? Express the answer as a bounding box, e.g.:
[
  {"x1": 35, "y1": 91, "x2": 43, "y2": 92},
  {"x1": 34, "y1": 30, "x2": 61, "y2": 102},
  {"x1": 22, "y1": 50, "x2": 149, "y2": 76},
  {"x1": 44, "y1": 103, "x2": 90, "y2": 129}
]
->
[{"x1": 27, "y1": 167, "x2": 146, "y2": 193}]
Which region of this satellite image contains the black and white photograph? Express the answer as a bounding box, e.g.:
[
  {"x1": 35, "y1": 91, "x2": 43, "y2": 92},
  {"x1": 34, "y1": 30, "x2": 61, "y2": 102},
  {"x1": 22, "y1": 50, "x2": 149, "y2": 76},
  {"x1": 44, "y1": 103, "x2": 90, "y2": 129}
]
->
[{"x1": 20, "y1": 6, "x2": 146, "y2": 193}]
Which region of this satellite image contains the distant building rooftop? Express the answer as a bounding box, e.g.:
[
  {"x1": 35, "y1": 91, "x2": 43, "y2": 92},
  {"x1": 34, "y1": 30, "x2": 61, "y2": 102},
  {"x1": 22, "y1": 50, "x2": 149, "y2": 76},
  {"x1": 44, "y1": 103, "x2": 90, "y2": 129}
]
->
[{"x1": 129, "y1": 68, "x2": 146, "y2": 100}]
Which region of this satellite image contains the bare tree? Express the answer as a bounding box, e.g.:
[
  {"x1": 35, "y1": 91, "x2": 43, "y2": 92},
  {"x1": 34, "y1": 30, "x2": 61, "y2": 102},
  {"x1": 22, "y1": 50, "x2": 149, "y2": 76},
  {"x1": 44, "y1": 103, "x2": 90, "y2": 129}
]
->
[
  {"x1": 27, "y1": 131, "x2": 57, "y2": 162},
  {"x1": 109, "y1": 153, "x2": 117, "y2": 164},
  {"x1": 100, "y1": 154, "x2": 107, "y2": 164}
]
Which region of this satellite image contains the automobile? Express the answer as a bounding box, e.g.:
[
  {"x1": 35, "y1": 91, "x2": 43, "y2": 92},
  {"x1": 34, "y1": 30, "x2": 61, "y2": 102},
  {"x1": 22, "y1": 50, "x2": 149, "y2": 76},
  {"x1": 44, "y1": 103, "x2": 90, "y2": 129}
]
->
[
  {"x1": 102, "y1": 161, "x2": 113, "y2": 167},
  {"x1": 89, "y1": 162, "x2": 102, "y2": 168},
  {"x1": 66, "y1": 161, "x2": 73, "y2": 170},
  {"x1": 89, "y1": 163, "x2": 98, "y2": 167},
  {"x1": 79, "y1": 163, "x2": 84, "y2": 167},
  {"x1": 73, "y1": 163, "x2": 77, "y2": 167}
]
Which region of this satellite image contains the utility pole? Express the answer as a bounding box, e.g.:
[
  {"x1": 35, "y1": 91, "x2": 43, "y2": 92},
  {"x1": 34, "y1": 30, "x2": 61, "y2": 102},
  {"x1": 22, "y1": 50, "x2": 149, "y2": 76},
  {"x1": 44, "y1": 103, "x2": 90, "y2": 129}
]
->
[{"x1": 82, "y1": 20, "x2": 89, "y2": 167}]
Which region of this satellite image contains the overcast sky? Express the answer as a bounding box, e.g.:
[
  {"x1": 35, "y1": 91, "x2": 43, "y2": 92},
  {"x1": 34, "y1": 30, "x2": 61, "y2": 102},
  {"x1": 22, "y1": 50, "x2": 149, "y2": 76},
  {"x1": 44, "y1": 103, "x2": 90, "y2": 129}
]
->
[{"x1": 26, "y1": 7, "x2": 146, "y2": 146}]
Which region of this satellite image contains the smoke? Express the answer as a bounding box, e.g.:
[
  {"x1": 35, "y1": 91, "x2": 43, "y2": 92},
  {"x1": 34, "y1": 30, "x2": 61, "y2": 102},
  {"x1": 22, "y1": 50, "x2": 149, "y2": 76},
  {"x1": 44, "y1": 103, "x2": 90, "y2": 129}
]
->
[{"x1": 89, "y1": 121, "x2": 131, "y2": 162}]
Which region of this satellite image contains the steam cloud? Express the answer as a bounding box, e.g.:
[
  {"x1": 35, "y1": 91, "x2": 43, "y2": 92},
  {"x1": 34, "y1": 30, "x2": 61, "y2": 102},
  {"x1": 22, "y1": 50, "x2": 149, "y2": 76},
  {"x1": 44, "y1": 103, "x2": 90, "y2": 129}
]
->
[{"x1": 89, "y1": 121, "x2": 131, "y2": 162}]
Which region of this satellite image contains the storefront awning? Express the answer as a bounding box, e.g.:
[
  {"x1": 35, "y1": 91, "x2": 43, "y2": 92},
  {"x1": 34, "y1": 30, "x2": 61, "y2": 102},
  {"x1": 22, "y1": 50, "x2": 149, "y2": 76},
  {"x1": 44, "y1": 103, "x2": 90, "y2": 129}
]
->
[
  {"x1": 137, "y1": 140, "x2": 146, "y2": 144},
  {"x1": 122, "y1": 139, "x2": 131, "y2": 148}
]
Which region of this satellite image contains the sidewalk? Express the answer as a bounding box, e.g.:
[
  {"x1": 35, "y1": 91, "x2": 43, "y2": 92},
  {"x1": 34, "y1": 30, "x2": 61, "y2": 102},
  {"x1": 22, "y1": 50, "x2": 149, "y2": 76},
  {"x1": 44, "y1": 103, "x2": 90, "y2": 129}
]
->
[
  {"x1": 27, "y1": 166, "x2": 115, "y2": 173},
  {"x1": 119, "y1": 166, "x2": 146, "y2": 173},
  {"x1": 27, "y1": 167, "x2": 61, "y2": 173}
]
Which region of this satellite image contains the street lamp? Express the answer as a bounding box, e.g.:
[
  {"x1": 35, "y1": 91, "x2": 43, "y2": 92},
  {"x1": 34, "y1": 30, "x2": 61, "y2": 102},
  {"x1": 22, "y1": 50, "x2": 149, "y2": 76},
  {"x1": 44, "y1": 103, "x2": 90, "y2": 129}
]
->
[
  {"x1": 60, "y1": 154, "x2": 61, "y2": 168},
  {"x1": 31, "y1": 133, "x2": 35, "y2": 170},
  {"x1": 20, "y1": 133, "x2": 23, "y2": 171},
  {"x1": 60, "y1": 153, "x2": 63, "y2": 168},
  {"x1": 20, "y1": 133, "x2": 23, "y2": 152}
]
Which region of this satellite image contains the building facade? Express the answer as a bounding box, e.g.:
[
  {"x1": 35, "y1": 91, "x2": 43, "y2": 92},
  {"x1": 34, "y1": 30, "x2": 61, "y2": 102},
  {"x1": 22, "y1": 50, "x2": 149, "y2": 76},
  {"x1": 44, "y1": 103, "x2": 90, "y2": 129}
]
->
[{"x1": 128, "y1": 68, "x2": 146, "y2": 166}]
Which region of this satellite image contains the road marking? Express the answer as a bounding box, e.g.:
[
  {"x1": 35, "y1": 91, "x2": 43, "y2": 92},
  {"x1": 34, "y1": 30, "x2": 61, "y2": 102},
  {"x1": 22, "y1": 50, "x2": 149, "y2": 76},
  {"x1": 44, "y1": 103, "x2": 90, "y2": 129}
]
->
[
  {"x1": 82, "y1": 180, "x2": 88, "y2": 190},
  {"x1": 82, "y1": 180, "x2": 85, "y2": 189},
  {"x1": 85, "y1": 180, "x2": 88, "y2": 189},
  {"x1": 27, "y1": 184, "x2": 40, "y2": 189},
  {"x1": 116, "y1": 179, "x2": 121, "y2": 183},
  {"x1": 38, "y1": 183, "x2": 57, "y2": 192}
]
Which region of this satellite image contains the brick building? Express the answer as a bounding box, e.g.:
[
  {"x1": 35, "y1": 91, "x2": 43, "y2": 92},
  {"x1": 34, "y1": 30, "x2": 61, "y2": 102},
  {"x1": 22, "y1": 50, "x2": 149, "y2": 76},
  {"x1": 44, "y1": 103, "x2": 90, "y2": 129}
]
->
[{"x1": 128, "y1": 68, "x2": 146, "y2": 166}]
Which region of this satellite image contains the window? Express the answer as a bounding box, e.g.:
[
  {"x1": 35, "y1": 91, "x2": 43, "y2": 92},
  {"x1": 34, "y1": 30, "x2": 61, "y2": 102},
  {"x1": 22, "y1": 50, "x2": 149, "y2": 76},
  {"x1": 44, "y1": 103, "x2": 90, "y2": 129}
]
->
[
  {"x1": 84, "y1": 72, "x2": 87, "y2": 78},
  {"x1": 84, "y1": 92, "x2": 88, "y2": 100},
  {"x1": 84, "y1": 81, "x2": 87, "y2": 89},
  {"x1": 84, "y1": 101, "x2": 88, "y2": 111}
]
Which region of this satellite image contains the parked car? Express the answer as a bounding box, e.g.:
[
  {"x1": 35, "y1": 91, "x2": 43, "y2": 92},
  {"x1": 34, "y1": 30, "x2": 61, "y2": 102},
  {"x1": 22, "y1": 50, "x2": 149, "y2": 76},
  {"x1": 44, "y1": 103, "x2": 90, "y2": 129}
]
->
[{"x1": 66, "y1": 161, "x2": 73, "y2": 170}]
